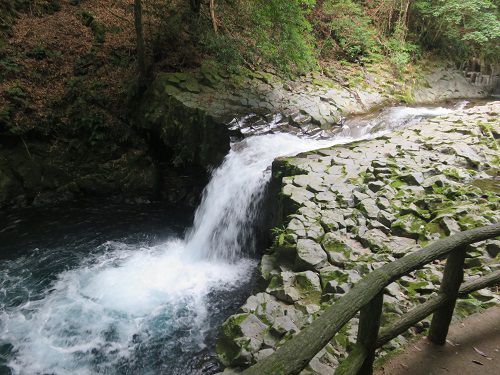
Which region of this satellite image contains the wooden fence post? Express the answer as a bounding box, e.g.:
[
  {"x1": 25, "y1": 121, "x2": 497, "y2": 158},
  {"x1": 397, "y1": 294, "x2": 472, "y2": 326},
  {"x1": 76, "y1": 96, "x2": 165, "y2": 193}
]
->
[
  {"x1": 428, "y1": 246, "x2": 466, "y2": 345},
  {"x1": 357, "y1": 292, "x2": 384, "y2": 375}
]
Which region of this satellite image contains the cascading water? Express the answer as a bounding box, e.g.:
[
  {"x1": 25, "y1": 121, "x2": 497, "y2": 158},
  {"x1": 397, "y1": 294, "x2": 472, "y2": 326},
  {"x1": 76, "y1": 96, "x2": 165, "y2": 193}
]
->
[
  {"x1": 185, "y1": 134, "x2": 336, "y2": 262},
  {"x1": 338, "y1": 101, "x2": 465, "y2": 138},
  {"x1": 0, "y1": 102, "x2": 468, "y2": 374}
]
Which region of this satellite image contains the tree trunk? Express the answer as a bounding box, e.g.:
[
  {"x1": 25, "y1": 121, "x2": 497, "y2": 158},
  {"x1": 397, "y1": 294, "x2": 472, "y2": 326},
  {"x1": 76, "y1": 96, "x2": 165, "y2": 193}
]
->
[
  {"x1": 134, "y1": 0, "x2": 146, "y2": 86},
  {"x1": 209, "y1": 0, "x2": 218, "y2": 33}
]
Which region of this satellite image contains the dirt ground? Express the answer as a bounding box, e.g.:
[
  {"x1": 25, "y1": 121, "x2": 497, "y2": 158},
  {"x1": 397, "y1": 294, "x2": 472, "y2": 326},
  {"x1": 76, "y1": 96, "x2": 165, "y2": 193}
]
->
[{"x1": 376, "y1": 306, "x2": 500, "y2": 375}]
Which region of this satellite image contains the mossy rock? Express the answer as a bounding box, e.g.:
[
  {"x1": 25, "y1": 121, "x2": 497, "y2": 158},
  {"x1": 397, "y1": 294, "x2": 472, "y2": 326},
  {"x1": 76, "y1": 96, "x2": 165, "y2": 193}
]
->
[
  {"x1": 138, "y1": 76, "x2": 230, "y2": 169},
  {"x1": 216, "y1": 313, "x2": 269, "y2": 367},
  {"x1": 391, "y1": 214, "x2": 428, "y2": 240},
  {"x1": 294, "y1": 271, "x2": 322, "y2": 305}
]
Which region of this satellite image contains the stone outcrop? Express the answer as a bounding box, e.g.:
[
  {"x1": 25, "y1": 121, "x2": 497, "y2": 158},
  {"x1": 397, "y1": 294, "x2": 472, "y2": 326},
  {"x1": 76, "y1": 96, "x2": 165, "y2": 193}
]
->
[
  {"x1": 0, "y1": 136, "x2": 156, "y2": 209},
  {"x1": 143, "y1": 63, "x2": 492, "y2": 140},
  {"x1": 216, "y1": 102, "x2": 500, "y2": 374}
]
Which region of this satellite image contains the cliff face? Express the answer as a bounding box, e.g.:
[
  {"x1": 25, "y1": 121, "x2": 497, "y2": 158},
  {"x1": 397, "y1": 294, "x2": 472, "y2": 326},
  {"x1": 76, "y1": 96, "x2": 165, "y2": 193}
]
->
[{"x1": 141, "y1": 63, "x2": 494, "y2": 139}]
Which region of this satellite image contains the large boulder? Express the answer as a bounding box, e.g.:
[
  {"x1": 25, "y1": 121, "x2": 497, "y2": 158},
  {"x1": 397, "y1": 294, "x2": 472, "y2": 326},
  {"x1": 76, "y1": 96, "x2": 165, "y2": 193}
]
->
[
  {"x1": 295, "y1": 239, "x2": 328, "y2": 271},
  {"x1": 216, "y1": 313, "x2": 269, "y2": 367}
]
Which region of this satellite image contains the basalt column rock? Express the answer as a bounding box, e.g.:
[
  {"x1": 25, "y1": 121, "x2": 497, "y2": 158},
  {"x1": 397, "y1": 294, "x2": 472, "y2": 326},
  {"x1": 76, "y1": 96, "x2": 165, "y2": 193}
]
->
[{"x1": 137, "y1": 74, "x2": 231, "y2": 205}]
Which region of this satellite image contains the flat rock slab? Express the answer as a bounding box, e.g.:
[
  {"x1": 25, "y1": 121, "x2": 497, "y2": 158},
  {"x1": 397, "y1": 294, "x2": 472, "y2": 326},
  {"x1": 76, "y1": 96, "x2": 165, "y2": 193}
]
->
[{"x1": 375, "y1": 306, "x2": 500, "y2": 375}]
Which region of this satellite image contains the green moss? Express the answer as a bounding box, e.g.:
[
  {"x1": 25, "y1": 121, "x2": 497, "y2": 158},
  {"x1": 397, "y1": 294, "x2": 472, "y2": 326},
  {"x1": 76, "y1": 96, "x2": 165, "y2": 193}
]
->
[
  {"x1": 391, "y1": 214, "x2": 427, "y2": 239},
  {"x1": 294, "y1": 273, "x2": 322, "y2": 304},
  {"x1": 221, "y1": 313, "x2": 250, "y2": 338},
  {"x1": 319, "y1": 269, "x2": 348, "y2": 289},
  {"x1": 322, "y1": 235, "x2": 350, "y2": 255},
  {"x1": 478, "y1": 121, "x2": 499, "y2": 151},
  {"x1": 390, "y1": 179, "x2": 406, "y2": 189},
  {"x1": 421, "y1": 222, "x2": 445, "y2": 245},
  {"x1": 267, "y1": 274, "x2": 283, "y2": 291},
  {"x1": 331, "y1": 322, "x2": 355, "y2": 351},
  {"x1": 273, "y1": 157, "x2": 309, "y2": 179},
  {"x1": 406, "y1": 281, "x2": 431, "y2": 298},
  {"x1": 395, "y1": 86, "x2": 415, "y2": 104},
  {"x1": 469, "y1": 179, "x2": 500, "y2": 194},
  {"x1": 442, "y1": 168, "x2": 461, "y2": 180}
]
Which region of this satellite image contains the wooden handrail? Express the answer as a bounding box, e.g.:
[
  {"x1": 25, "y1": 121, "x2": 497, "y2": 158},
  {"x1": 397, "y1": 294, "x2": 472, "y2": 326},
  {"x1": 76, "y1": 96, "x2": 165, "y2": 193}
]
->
[
  {"x1": 336, "y1": 271, "x2": 500, "y2": 375},
  {"x1": 376, "y1": 270, "x2": 500, "y2": 347},
  {"x1": 241, "y1": 224, "x2": 500, "y2": 375}
]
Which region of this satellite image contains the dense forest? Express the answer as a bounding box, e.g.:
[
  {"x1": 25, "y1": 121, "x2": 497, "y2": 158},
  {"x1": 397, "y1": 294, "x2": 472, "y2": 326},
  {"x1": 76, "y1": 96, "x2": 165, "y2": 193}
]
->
[{"x1": 1, "y1": 0, "x2": 499, "y2": 138}]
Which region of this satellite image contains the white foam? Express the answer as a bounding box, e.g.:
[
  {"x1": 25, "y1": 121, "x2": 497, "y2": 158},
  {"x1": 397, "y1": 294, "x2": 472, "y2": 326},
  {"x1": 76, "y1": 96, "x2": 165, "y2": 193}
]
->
[{"x1": 2, "y1": 240, "x2": 255, "y2": 374}]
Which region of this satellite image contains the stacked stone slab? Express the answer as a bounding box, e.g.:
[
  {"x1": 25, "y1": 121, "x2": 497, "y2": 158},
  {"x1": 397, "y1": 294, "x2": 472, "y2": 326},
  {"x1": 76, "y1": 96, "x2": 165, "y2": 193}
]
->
[{"x1": 216, "y1": 102, "x2": 500, "y2": 374}]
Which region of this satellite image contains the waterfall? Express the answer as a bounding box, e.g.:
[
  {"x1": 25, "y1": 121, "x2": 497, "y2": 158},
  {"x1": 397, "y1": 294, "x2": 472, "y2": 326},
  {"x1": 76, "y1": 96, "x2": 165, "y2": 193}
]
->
[
  {"x1": 183, "y1": 101, "x2": 466, "y2": 262},
  {"x1": 184, "y1": 134, "x2": 335, "y2": 262}
]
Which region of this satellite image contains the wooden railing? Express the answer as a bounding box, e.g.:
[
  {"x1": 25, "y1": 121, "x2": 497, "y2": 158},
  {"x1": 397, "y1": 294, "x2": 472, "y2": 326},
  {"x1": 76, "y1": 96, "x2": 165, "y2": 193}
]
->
[{"x1": 242, "y1": 224, "x2": 500, "y2": 375}]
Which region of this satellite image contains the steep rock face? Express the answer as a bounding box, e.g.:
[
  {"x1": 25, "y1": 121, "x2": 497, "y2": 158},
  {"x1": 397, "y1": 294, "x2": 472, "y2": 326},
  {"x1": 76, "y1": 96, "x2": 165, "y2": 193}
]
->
[
  {"x1": 136, "y1": 74, "x2": 231, "y2": 204},
  {"x1": 138, "y1": 74, "x2": 230, "y2": 170},
  {"x1": 142, "y1": 64, "x2": 494, "y2": 140},
  {"x1": 412, "y1": 68, "x2": 494, "y2": 103},
  {"x1": 0, "y1": 136, "x2": 156, "y2": 209}
]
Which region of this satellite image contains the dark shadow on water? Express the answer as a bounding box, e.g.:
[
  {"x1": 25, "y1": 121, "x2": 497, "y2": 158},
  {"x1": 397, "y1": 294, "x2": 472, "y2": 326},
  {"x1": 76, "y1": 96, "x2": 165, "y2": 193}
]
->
[{"x1": 0, "y1": 201, "x2": 259, "y2": 375}]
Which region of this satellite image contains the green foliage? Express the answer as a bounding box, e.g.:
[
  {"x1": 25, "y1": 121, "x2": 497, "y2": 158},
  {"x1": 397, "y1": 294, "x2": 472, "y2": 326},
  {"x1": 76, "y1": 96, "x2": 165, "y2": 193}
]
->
[
  {"x1": 42, "y1": 0, "x2": 61, "y2": 14},
  {"x1": 26, "y1": 45, "x2": 58, "y2": 60},
  {"x1": 5, "y1": 83, "x2": 28, "y2": 108},
  {"x1": 247, "y1": 0, "x2": 317, "y2": 73},
  {"x1": 200, "y1": 32, "x2": 243, "y2": 73},
  {"x1": 1, "y1": 82, "x2": 29, "y2": 135},
  {"x1": 319, "y1": 0, "x2": 378, "y2": 62},
  {"x1": 385, "y1": 26, "x2": 421, "y2": 73},
  {"x1": 58, "y1": 77, "x2": 113, "y2": 146},
  {"x1": 146, "y1": 0, "x2": 317, "y2": 74},
  {"x1": 0, "y1": 57, "x2": 21, "y2": 81},
  {"x1": 0, "y1": 105, "x2": 12, "y2": 125},
  {"x1": 73, "y1": 50, "x2": 104, "y2": 75},
  {"x1": 412, "y1": 0, "x2": 500, "y2": 62}
]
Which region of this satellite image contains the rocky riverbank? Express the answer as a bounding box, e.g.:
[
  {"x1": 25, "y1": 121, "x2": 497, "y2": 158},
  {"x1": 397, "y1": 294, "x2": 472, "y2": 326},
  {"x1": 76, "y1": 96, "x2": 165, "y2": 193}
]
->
[
  {"x1": 143, "y1": 63, "x2": 491, "y2": 139},
  {"x1": 0, "y1": 60, "x2": 495, "y2": 210},
  {"x1": 216, "y1": 101, "x2": 500, "y2": 374}
]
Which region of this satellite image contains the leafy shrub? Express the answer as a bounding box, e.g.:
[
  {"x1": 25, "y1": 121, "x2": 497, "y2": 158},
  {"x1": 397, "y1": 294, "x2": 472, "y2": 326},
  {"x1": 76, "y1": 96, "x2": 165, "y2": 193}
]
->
[
  {"x1": 74, "y1": 50, "x2": 102, "y2": 75},
  {"x1": 412, "y1": 0, "x2": 500, "y2": 62},
  {"x1": 58, "y1": 77, "x2": 115, "y2": 145},
  {"x1": 78, "y1": 10, "x2": 106, "y2": 44},
  {"x1": 247, "y1": 0, "x2": 317, "y2": 73},
  {"x1": 26, "y1": 45, "x2": 52, "y2": 60},
  {"x1": 200, "y1": 32, "x2": 243, "y2": 73},
  {"x1": 385, "y1": 26, "x2": 421, "y2": 73},
  {"x1": 5, "y1": 83, "x2": 28, "y2": 108},
  {"x1": 0, "y1": 57, "x2": 21, "y2": 81},
  {"x1": 318, "y1": 0, "x2": 378, "y2": 62},
  {"x1": 42, "y1": 0, "x2": 61, "y2": 14}
]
